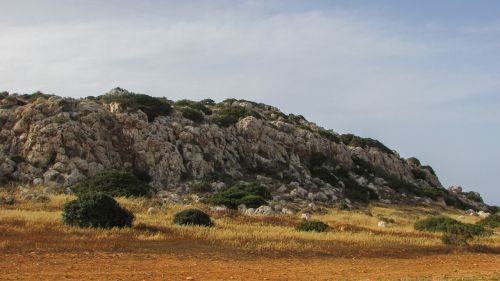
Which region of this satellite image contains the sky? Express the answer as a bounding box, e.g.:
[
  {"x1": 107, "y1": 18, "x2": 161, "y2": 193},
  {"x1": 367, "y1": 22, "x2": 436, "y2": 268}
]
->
[{"x1": 1, "y1": 0, "x2": 499, "y2": 204}]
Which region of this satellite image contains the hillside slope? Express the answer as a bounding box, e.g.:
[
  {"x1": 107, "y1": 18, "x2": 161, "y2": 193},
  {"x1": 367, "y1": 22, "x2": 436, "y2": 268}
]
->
[{"x1": 0, "y1": 88, "x2": 490, "y2": 210}]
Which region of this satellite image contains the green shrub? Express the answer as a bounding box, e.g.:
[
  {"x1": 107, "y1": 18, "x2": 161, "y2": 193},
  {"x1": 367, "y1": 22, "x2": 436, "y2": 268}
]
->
[
  {"x1": 19, "y1": 91, "x2": 52, "y2": 102},
  {"x1": 477, "y1": 213, "x2": 500, "y2": 228},
  {"x1": 464, "y1": 191, "x2": 483, "y2": 203},
  {"x1": 441, "y1": 224, "x2": 475, "y2": 246},
  {"x1": 318, "y1": 129, "x2": 340, "y2": 143},
  {"x1": 0, "y1": 91, "x2": 8, "y2": 100},
  {"x1": 71, "y1": 170, "x2": 151, "y2": 197},
  {"x1": 204, "y1": 182, "x2": 270, "y2": 209},
  {"x1": 10, "y1": 155, "x2": 24, "y2": 164},
  {"x1": 178, "y1": 106, "x2": 204, "y2": 122},
  {"x1": 98, "y1": 89, "x2": 172, "y2": 122},
  {"x1": 442, "y1": 192, "x2": 473, "y2": 211},
  {"x1": 200, "y1": 99, "x2": 216, "y2": 105},
  {"x1": 174, "y1": 99, "x2": 212, "y2": 115},
  {"x1": 414, "y1": 216, "x2": 489, "y2": 236},
  {"x1": 340, "y1": 134, "x2": 393, "y2": 155},
  {"x1": 411, "y1": 168, "x2": 428, "y2": 181},
  {"x1": 296, "y1": 220, "x2": 329, "y2": 232},
  {"x1": 189, "y1": 181, "x2": 213, "y2": 193},
  {"x1": 407, "y1": 157, "x2": 421, "y2": 166},
  {"x1": 172, "y1": 209, "x2": 213, "y2": 227},
  {"x1": 213, "y1": 106, "x2": 250, "y2": 127},
  {"x1": 62, "y1": 193, "x2": 134, "y2": 228}
]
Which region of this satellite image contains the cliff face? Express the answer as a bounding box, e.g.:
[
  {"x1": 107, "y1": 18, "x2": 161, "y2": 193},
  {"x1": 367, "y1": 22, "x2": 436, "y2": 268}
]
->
[{"x1": 0, "y1": 88, "x2": 488, "y2": 209}]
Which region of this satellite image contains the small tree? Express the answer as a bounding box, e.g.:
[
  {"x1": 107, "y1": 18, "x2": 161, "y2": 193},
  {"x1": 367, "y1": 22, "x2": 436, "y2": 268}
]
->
[{"x1": 62, "y1": 193, "x2": 134, "y2": 228}]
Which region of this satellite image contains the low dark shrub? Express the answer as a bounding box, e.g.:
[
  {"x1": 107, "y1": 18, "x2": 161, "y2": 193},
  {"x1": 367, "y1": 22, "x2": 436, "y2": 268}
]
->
[
  {"x1": 464, "y1": 191, "x2": 483, "y2": 203},
  {"x1": 98, "y1": 88, "x2": 172, "y2": 122},
  {"x1": 318, "y1": 129, "x2": 340, "y2": 143},
  {"x1": 172, "y1": 209, "x2": 213, "y2": 227},
  {"x1": 174, "y1": 99, "x2": 212, "y2": 114},
  {"x1": 10, "y1": 155, "x2": 24, "y2": 164},
  {"x1": 340, "y1": 134, "x2": 393, "y2": 155},
  {"x1": 0, "y1": 91, "x2": 8, "y2": 100},
  {"x1": 477, "y1": 213, "x2": 500, "y2": 228},
  {"x1": 411, "y1": 168, "x2": 428, "y2": 181},
  {"x1": 213, "y1": 106, "x2": 250, "y2": 127},
  {"x1": 62, "y1": 193, "x2": 134, "y2": 228},
  {"x1": 414, "y1": 216, "x2": 489, "y2": 236},
  {"x1": 189, "y1": 181, "x2": 213, "y2": 193},
  {"x1": 204, "y1": 182, "x2": 270, "y2": 209},
  {"x1": 71, "y1": 170, "x2": 151, "y2": 197},
  {"x1": 19, "y1": 91, "x2": 52, "y2": 102},
  {"x1": 441, "y1": 224, "x2": 475, "y2": 246},
  {"x1": 296, "y1": 220, "x2": 329, "y2": 232},
  {"x1": 178, "y1": 106, "x2": 204, "y2": 122}
]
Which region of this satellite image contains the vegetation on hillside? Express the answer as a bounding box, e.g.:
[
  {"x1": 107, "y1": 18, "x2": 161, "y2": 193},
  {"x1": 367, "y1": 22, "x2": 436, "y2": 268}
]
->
[
  {"x1": 204, "y1": 182, "x2": 271, "y2": 209},
  {"x1": 70, "y1": 170, "x2": 152, "y2": 197},
  {"x1": 98, "y1": 88, "x2": 172, "y2": 121}
]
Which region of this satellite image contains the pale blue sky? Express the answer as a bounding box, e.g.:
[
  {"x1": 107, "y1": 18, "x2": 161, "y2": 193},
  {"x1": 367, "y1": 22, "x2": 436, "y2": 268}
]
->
[{"x1": 1, "y1": 1, "x2": 499, "y2": 204}]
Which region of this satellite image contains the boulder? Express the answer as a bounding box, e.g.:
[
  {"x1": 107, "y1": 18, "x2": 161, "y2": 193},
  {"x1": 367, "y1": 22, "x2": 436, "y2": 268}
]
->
[
  {"x1": 254, "y1": 205, "x2": 276, "y2": 216},
  {"x1": 478, "y1": 211, "x2": 491, "y2": 218},
  {"x1": 147, "y1": 207, "x2": 158, "y2": 215},
  {"x1": 300, "y1": 213, "x2": 312, "y2": 221},
  {"x1": 281, "y1": 207, "x2": 296, "y2": 215},
  {"x1": 377, "y1": 221, "x2": 387, "y2": 227},
  {"x1": 244, "y1": 208, "x2": 255, "y2": 216}
]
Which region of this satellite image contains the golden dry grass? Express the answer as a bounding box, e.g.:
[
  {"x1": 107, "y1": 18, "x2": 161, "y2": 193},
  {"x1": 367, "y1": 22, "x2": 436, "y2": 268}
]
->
[{"x1": 1, "y1": 189, "x2": 499, "y2": 257}]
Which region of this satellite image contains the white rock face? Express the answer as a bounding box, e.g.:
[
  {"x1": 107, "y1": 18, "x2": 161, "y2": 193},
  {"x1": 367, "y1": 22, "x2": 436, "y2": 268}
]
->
[{"x1": 0, "y1": 89, "x2": 474, "y2": 208}]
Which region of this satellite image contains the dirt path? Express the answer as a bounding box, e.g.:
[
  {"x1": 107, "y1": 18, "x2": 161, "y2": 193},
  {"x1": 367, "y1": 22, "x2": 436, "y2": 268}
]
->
[{"x1": 1, "y1": 251, "x2": 499, "y2": 280}]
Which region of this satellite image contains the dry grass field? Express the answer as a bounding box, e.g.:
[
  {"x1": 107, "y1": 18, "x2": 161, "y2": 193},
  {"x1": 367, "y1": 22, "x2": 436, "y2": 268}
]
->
[{"x1": 1, "y1": 188, "x2": 499, "y2": 280}]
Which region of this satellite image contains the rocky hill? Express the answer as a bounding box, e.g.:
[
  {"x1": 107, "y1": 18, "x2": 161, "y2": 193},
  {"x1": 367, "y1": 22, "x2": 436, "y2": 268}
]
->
[{"x1": 0, "y1": 88, "x2": 492, "y2": 211}]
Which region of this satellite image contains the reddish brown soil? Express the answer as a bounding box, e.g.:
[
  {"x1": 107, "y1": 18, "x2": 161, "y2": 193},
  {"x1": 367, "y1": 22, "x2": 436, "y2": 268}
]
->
[{"x1": 1, "y1": 247, "x2": 499, "y2": 280}]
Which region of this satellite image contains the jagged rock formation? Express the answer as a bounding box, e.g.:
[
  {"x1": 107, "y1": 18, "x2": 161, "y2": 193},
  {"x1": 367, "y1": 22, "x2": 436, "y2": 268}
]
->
[{"x1": 0, "y1": 88, "x2": 491, "y2": 210}]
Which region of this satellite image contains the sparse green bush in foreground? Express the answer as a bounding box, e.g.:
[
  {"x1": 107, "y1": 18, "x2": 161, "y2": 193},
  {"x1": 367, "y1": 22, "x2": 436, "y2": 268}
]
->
[
  {"x1": 62, "y1": 193, "x2": 134, "y2": 228},
  {"x1": 172, "y1": 209, "x2": 213, "y2": 227},
  {"x1": 71, "y1": 170, "x2": 151, "y2": 197},
  {"x1": 296, "y1": 220, "x2": 329, "y2": 232}
]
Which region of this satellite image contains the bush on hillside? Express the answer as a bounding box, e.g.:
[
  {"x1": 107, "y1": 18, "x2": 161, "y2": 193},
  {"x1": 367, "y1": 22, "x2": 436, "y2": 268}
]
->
[
  {"x1": 414, "y1": 216, "x2": 489, "y2": 236},
  {"x1": 464, "y1": 191, "x2": 483, "y2": 203},
  {"x1": 71, "y1": 170, "x2": 151, "y2": 197},
  {"x1": 441, "y1": 224, "x2": 475, "y2": 246},
  {"x1": 178, "y1": 106, "x2": 204, "y2": 122},
  {"x1": 174, "y1": 99, "x2": 212, "y2": 115},
  {"x1": 204, "y1": 182, "x2": 270, "y2": 209},
  {"x1": 477, "y1": 213, "x2": 500, "y2": 228},
  {"x1": 98, "y1": 89, "x2": 172, "y2": 122},
  {"x1": 296, "y1": 220, "x2": 329, "y2": 232},
  {"x1": 340, "y1": 134, "x2": 394, "y2": 155},
  {"x1": 62, "y1": 193, "x2": 134, "y2": 228},
  {"x1": 172, "y1": 209, "x2": 213, "y2": 227},
  {"x1": 189, "y1": 181, "x2": 213, "y2": 193},
  {"x1": 213, "y1": 106, "x2": 250, "y2": 127}
]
